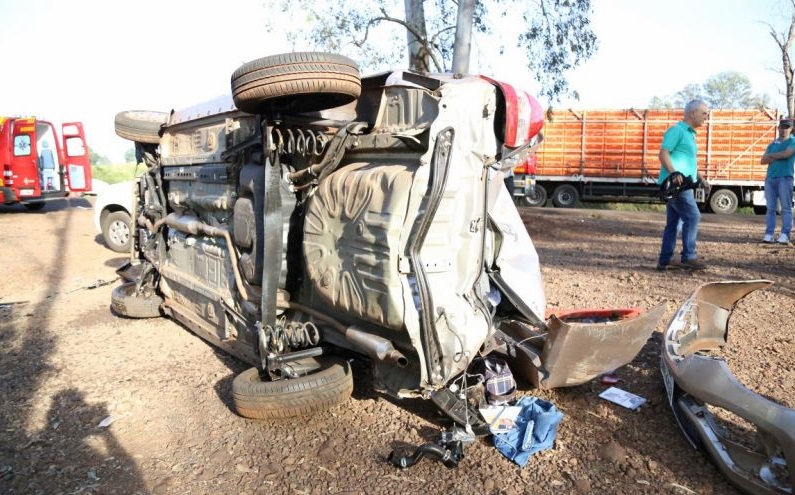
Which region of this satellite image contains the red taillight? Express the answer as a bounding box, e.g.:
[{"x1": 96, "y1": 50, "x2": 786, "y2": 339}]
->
[{"x1": 479, "y1": 76, "x2": 545, "y2": 148}]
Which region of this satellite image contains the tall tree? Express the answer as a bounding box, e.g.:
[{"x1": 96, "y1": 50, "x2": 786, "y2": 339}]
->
[
  {"x1": 766, "y1": 0, "x2": 795, "y2": 117},
  {"x1": 649, "y1": 72, "x2": 770, "y2": 109},
  {"x1": 268, "y1": 0, "x2": 598, "y2": 102},
  {"x1": 89, "y1": 147, "x2": 109, "y2": 166}
]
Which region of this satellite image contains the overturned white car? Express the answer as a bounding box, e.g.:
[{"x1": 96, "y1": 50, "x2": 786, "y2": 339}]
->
[{"x1": 111, "y1": 52, "x2": 665, "y2": 431}]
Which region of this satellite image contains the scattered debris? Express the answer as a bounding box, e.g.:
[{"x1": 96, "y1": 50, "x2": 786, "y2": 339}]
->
[
  {"x1": 598, "y1": 386, "x2": 646, "y2": 410},
  {"x1": 67, "y1": 279, "x2": 117, "y2": 294},
  {"x1": 479, "y1": 404, "x2": 522, "y2": 433},
  {"x1": 387, "y1": 426, "x2": 474, "y2": 469},
  {"x1": 98, "y1": 416, "x2": 115, "y2": 428},
  {"x1": 492, "y1": 396, "x2": 564, "y2": 467},
  {"x1": 0, "y1": 300, "x2": 29, "y2": 309}
]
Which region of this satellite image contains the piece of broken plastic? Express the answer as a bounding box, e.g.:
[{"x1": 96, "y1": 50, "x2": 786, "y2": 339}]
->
[{"x1": 98, "y1": 416, "x2": 115, "y2": 428}]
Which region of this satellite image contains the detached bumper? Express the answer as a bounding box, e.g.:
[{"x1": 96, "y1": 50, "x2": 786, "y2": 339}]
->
[{"x1": 661, "y1": 280, "x2": 795, "y2": 495}]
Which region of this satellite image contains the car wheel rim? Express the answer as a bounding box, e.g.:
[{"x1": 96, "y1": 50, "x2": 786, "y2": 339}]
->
[{"x1": 109, "y1": 221, "x2": 130, "y2": 246}]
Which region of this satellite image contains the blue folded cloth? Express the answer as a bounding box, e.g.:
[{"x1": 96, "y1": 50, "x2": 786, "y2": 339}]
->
[{"x1": 492, "y1": 396, "x2": 563, "y2": 466}]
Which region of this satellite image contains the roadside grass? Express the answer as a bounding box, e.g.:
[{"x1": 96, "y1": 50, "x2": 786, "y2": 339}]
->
[
  {"x1": 536, "y1": 201, "x2": 759, "y2": 216},
  {"x1": 590, "y1": 202, "x2": 756, "y2": 216},
  {"x1": 92, "y1": 163, "x2": 143, "y2": 184}
]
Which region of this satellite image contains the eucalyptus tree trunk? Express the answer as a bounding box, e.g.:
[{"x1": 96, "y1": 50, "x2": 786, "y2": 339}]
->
[
  {"x1": 404, "y1": 0, "x2": 430, "y2": 71},
  {"x1": 452, "y1": 0, "x2": 476, "y2": 75}
]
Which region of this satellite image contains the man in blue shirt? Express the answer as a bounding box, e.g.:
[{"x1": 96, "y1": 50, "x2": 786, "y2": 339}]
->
[
  {"x1": 656, "y1": 100, "x2": 710, "y2": 271},
  {"x1": 760, "y1": 118, "x2": 795, "y2": 244}
]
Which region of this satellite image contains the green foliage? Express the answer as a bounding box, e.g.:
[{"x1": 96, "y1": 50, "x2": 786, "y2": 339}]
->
[
  {"x1": 268, "y1": 0, "x2": 597, "y2": 102},
  {"x1": 123, "y1": 148, "x2": 137, "y2": 164},
  {"x1": 519, "y1": 0, "x2": 597, "y2": 102},
  {"x1": 91, "y1": 163, "x2": 144, "y2": 184},
  {"x1": 89, "y1": 146, "x2": 110, "y2": 166},
  {"x1": 649, "y1": 71, "x2": 771, "y2": 109}
]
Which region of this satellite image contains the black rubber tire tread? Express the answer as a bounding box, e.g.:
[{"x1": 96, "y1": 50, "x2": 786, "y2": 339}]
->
[
  {"x1": 102, "y1": 210, "x2": 132, "y2": 253},
  {"x1": 23, "y1": 201, "x2": 45, "y2": 211},
  {"x1": 551, "y1": 184, "x2": 579, "y2": 208},
  {"x1": 231, "y1": 52, "x2": 361, "y2": 115},
  {"x1": 111, "y1": 282, "x2": 162, "y2": 318},
  {"x1": 519, "y1": 184, "x2": 547, "y2": 207},
  {"x1": 114, "y1": 111, "x2": 169, "y2": 144},
  {"x1": 232, "y1": 358, "x2": 353, "y2": 419},
  {"x1": 709, "y1": 188, "x2": 738, "y2": 214}
]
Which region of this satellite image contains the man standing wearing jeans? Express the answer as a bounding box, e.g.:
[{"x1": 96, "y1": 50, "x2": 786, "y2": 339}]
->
[
  {"x1": 760, "y1": 118, "x2": 795, "y2": 244},
  {"x1": 656, "y1": 100, "x2": 710, "y2": 271}
]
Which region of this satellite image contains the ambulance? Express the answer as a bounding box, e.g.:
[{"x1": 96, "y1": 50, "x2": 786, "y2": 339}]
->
[{"x1": 0, "y1": 116, "x2": 92, "y2": 209}]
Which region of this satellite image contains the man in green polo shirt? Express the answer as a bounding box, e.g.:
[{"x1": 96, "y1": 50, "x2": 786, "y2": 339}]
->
[
  {"x1": 760, "y1": 118, "x2": 795, "y2": 244},
  {"x1": 656, "y1": 99, "x2": 710, "y2": 271}
]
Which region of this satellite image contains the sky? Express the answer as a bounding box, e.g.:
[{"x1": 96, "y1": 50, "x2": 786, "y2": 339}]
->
[{"x1": 0, "y1": 0, "x2": 791, "y2": 163}]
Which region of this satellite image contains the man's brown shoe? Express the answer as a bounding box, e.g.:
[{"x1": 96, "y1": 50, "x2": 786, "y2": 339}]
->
[{"x1": 681, "y1": 259, "x2": 707, "y2": 271}]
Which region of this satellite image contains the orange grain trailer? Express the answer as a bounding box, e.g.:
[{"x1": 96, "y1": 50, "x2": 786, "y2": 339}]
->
[{"x1": 514, "y1": 108, "x2": 780, "y2": 214}]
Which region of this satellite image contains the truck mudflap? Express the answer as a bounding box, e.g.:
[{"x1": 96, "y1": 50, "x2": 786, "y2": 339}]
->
[
  {"x1": 496, "y1": 303, "x2": 666, "y2": 389},
  {"x1": 661, "y1": 280, "x2": 795, "y2": 495}
]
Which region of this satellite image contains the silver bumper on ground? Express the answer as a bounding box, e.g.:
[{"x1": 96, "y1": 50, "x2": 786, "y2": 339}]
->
[{"x1": 661, "y1": 280, "x2": 795, "y2": 495}]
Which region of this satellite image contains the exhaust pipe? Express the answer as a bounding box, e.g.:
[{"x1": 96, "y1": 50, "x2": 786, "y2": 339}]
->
[{"x1": 344, "y1": 326, "x2": 408, "y2": 368}]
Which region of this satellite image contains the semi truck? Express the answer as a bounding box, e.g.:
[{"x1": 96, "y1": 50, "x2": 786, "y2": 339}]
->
[
  {"x1": 0, "y1": 116, "x2": 92, "y2": 210},
  {"x1": 514, "y1": 108, "x2": 782, "y2": 214}
]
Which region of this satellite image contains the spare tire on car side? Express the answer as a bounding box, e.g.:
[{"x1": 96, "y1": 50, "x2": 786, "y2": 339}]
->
[
  {"x1": 231, "y1": 52, "x2": 361, "y2": 115},
  {"x1": 111, "y1": 282, "x2": 163, "y2": 318},
  {"x1": 114, "y1": 110, "x2": 169, "y2": 144},
  {"x1": 232, "y1": 357, "x2": 353, "y2": 419}
]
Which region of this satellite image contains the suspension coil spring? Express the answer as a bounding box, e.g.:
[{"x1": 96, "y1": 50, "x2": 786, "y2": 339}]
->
[
  {"x1": 262, "y1": 316, "x2": 321, "y2": 354},
  {"x1": 270, "y1": 127, "x2": 328, "y2": 157}
]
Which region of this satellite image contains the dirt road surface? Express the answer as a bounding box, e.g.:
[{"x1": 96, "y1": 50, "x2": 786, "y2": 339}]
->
[{"x1": 1, "y1": 198, "x2": 793, "y2": 495}]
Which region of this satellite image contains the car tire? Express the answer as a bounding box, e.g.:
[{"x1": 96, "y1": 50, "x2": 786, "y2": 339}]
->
[
  {"x1": 232, "y1": 357, "x2": 353, "y2": 419},
  {"x1": 551, "y1": 184, "x2": 579, "y2": 208},
  {"x1": 102, "y1": 210, "x2": 132, "y2": 253},
  {"x1": 114, "y1": 110, "x2": 169, "y2": 144},
  {"x1": 231, "y1": 52, "x2": 361, "y2": 115},
  {"x1": 23, "y1": 201, "x2": 45, "y2": 211},
  {"x1": 708, "y1": 188, "x2": 738, "y2": 214},
  {"x1": 111, "y1": 282, "x2": 162, "y2": 318},
  {"x1": 519, "y1": 184, "x2": 547, "y2": 207}
]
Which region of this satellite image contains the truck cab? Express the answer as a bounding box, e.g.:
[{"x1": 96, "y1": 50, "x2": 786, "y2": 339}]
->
[{"x1": 0, "y1": 116, "x2": 92, "y2": 209}]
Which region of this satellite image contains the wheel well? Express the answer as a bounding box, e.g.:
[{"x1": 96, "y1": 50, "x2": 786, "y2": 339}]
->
[{"x1": 101, "y1": 205, "x2": 130, "y2": 225}]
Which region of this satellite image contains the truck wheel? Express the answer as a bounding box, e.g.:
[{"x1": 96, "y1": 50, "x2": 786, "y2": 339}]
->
[
  {"x1": 232, "y1": 357, "x2": 353, "y2": 419},
  {"x1": 519, "y1": 184, "x2": 547, "y2": 207},
  {"x1": 114, "y1": 111, "x2": 169, "y2": 144},
  {"x1": 231, "y1": 52, "x2": 361, "y2": 115},
  {"x1": 111, "y1": 282, "x2": 162, "y2": 318},
  {"x1": 709, "y1": 189, "x2": 738, "y2": 214},
  {"x1": 551, "y1": 184, "x2": 579, "y2": 208},
  {"x1": 102, "y1": 210, "x2": 132, "y2": 253}
]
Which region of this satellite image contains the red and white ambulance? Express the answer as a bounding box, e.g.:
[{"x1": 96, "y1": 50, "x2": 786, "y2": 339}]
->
[{"x1": 0, "y1": 116, "x2": 92, "y2": 210}]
